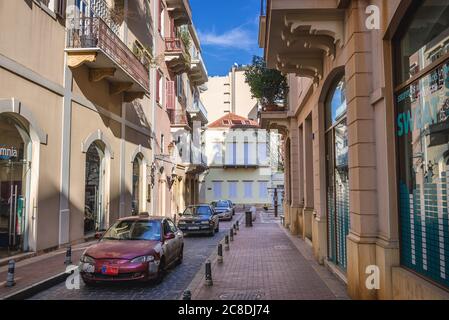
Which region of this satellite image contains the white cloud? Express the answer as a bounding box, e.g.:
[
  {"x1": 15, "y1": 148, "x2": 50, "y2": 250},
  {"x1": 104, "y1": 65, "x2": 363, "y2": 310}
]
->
[{"x1": 198, "y1": 26, "x2": 255, "y2": 51}]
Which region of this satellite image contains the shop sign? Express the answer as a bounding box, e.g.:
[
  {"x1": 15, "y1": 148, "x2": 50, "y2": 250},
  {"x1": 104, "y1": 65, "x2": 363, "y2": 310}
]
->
[
  {"x1": 396, "y1": 63, "x2": 449, "y2": 137},
  {"x1": 0, "y1": 145, "x2": 18, "y2": 160}
]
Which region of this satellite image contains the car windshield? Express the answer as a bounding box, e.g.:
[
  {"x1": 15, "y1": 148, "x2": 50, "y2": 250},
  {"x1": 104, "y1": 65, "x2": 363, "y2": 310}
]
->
[
  {"x1": 183, "y1": 206, "x2": 211, "y2": 216},
  {"x1": 102, "y1": 220, "x2": 161, "y2": 241},
  {"x1": 216, "y1": 201, "x2": 230, "y2": 208}
]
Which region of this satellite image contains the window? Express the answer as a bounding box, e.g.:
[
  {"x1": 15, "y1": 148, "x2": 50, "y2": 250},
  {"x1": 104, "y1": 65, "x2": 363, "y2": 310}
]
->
[
  {"x1": 258, "y1": 142, "x2": 268, "y2": 165},
  {"x1": 259, "y1": 181, "x2": 268, "y2": 199},
  {"x1": 395, "y1": 0, "x2": 449, "y2": 290},
  {"x1": 156, "y1": 71, "x2": 163, "y2": 104},
  {"x1": 213, "y1": 181, "x2": 222, "y2": 199},
  {"x1": 244, "y1": 141, "x2": 249, "y2": 165},
  {"x1": 160, "y1": 134, "x2": 164, "y2": 154},
  {"x1": 244, "y1": 181, "x2": 253, "y2": 198},
  {"x1": 228, "y1": 181, "x2": 238, "y2": 199},
  {"x1": 159, "y1": 1, "x2": 165, "y2": 37},
  {"x1": 395, "y1": 1, "x2": 449, "y2": 83},
  {"x1": 212, "y1": 143, "x2": 223, "y2": 164}
]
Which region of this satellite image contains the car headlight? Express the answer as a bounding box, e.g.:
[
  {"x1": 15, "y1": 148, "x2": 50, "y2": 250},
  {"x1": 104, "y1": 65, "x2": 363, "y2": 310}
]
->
[
  {"x1": 80, "y1": 254, "x2": 95, "y2": 264},
  {"x1": 130, "y1": 255, "x2": 155, "y2": 263}
]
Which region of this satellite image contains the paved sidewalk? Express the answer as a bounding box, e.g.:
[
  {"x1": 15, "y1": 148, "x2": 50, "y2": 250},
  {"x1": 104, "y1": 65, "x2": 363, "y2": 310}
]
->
[
  {"x1": 189, "y1": 210, "x2": 349, "y2": 300},
  {"x1": 0, "y1": 241, "x2": 94, "y2": 299}
]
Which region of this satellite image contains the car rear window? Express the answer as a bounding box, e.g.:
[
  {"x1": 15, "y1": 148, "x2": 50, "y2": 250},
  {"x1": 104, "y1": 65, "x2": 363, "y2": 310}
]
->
[
  {"x1": 183, "y1": 206, "x2": 211, "y2": 216},
  {"x1": 216, "y1": 200, "x2": 230, "y2": 207}
]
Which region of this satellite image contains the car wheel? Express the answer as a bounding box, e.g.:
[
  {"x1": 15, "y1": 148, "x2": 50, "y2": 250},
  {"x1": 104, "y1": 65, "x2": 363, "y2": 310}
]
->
[
  {"x1": 177, "y1": 246, "x2": 184, "y2": 265},
  {"x1": 82, "y1": 279, "x2": 97, "y2": 288}
]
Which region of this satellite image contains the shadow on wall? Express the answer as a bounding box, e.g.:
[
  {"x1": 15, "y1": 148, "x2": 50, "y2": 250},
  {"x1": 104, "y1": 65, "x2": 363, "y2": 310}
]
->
[{"x1": 72, "y1": 65, "x2": 151, "y2": 149}]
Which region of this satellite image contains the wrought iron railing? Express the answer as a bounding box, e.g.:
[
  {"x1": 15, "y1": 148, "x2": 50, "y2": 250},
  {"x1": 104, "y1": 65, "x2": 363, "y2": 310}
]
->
[
  {"x1": 66, "y1": 17, "x2": 149, "y2": 92},
  {"x1": 168, "y1": 109, "x2": 188, "y2": 125},
  {"x1": 165, "y1": 37, "x2": 188, "y2": 55}
]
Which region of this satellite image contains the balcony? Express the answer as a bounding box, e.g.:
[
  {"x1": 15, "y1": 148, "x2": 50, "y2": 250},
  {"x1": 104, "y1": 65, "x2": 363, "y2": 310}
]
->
[
  {"x1": 66, "y1": 17, "x2": 149, "y2": 102},
  {"x1": 189, "y1": 51, "x2": 208, "y2": 86},
  {"x1": 166, "y1": 0, "x2": 193, "y2": 26},
  {"x1": 165, "y1": 37, "x2": 191, "y2": 74},
  {"x1": 258, "y1": 105, "x2": 289, "y2": 134},
  {"x1": 168, "y1": 108, "x2": 189, "y2": 128},
  {"x1": 187, "y1": 99, "x2": 208, "y2": 125},
  {"x1": 261, "y1": 0, "x2": 345, "y2": 85}
]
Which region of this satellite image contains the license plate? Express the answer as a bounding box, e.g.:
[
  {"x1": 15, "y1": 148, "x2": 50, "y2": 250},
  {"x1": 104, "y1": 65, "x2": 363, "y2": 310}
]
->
[
  {"x1": 82, "y1": 263, "x2": 95, "y2": 273},
  {"x1": 101, "y1": 265, "x2": 119, "y2": 275},
  {"x1": 188, "y1": 226, "x2": 200, "y2": 230}
]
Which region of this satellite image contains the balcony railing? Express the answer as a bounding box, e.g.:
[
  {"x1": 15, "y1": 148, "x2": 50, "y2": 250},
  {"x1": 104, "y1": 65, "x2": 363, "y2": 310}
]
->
[
  {"x1": 168, "y1": 109, "x2": 189, "y2": 126},
  {"x1": 66, "y1": 17, "x2": 149, "y2": 92},
  {"x1": 165, "y1": 37, "x2": 188, "y2": 55},
  {"x1": 187, "y1": 99, "x2": 208, "y2": 123}
]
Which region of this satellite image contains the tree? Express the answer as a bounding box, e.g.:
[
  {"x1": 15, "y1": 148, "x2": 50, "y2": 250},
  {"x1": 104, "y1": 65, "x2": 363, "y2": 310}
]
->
[{"x1": 244, "y1": 56, "x2": 288, "y2": 107}]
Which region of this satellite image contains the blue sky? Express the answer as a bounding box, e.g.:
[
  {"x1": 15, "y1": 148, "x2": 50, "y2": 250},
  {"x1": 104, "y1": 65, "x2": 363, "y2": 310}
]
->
[{"x1": 190, "y1": 0, "x2": 263, "y2": 76}]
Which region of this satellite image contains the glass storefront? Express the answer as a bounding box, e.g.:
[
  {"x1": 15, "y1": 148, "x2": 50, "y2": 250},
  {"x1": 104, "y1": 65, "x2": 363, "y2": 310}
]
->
[
  {"x1": 325, "y1": 77, "x2": 350, "y2": 271},
  {"x1": 396, "y1": 0, "x2": 449, "y2": 289},
  {"x1": 0, "y1": 114, "x2": 30, "y2": 256}
]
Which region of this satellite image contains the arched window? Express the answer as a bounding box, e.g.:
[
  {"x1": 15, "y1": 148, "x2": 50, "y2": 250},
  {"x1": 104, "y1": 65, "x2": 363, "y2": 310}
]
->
[
  {"x1": 0, "y1": 114, "x2": 31, "y2": 253},
  {"x1": 325, "y1": 75, "x2": 349, "y2": 271},
  {"x1": 84, "y1": 142, "x2": 106, "y2": 235},
  {"x1": 132, "y1": 154, "x2": 144, "y2": 215}
]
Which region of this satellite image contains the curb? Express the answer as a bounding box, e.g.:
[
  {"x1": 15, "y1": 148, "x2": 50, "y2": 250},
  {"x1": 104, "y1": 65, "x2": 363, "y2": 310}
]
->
[{"x1": 2, "y1": 271, "x2": 70, "y2": 300}]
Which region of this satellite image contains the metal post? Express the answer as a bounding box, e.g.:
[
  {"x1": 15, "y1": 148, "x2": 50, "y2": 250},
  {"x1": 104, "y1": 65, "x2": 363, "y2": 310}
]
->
[
  {"x1": 182, "y1": 290, "x2": 191, "y2": 300},
  {"x1": 217, "y1": 243, "x2": 223, "y2": 263},
  {"x1": 6, "y1": 260, "x2": 15, "y2": 287},
  {"x1": 236, "y1": 220, "x2": 240, "y2": 230},
  {"x1": 205, "y1": 260, "x2": 213, "y2": 286},
  {"x1": 233, "y1": 224, "x2": 237, "y2": 235},
  {"x1": 274, "y1": 187, "x2": 278, "y2": 217},
  {"x1": 224, "y1": 235, "x2": 229, "y2": 251},
  {"x1": 229, "y1": 229, "x2": 234, "y2": 242},
  {"x1": 245, "y1": 211, "x2": 253, "y2": 227},
  {"x1": 65, "y1": 245, "x2": 72, "y2": 265}
]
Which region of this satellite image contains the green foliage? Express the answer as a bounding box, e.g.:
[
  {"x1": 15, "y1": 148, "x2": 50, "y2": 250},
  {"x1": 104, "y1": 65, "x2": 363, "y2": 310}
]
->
[{"x1": 244, "y1": 56, "x2": 288, "y2": 106}]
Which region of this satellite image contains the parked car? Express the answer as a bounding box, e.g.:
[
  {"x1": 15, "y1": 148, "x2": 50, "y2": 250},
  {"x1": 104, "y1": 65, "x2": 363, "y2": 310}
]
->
[
  {"x1": 211, "y1": 199, "x2": 235, "y2": 216},
  {"x1": 211, "y1": 200, "x2": 234, "y2": 221},
  {"x1": 79, "y1": 214, "x2": 183, "y2": 285},
  {"x1": 177, "y1": 204, "x2": 219, "y2": 236}
]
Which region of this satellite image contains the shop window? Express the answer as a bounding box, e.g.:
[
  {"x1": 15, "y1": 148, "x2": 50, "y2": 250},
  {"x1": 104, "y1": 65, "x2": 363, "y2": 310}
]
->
[
  {"x1": 325, "y1": 75, "x2": 349, "y2": 271},
  {"x1": 395, "y1": 0, "x2": 449, "y2": 289},
  {"x1": 395, "y1": 0, "x2": 449, "y2": 83}
]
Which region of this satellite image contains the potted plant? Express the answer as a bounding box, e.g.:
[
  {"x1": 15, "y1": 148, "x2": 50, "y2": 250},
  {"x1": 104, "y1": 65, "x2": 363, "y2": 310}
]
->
[{"x1": 244, "y1": 56, "x2": 289, "y2": 110}]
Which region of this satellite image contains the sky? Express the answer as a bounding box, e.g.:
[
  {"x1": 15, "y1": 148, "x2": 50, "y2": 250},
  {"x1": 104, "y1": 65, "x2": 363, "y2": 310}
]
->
[{"x1": 189, "y1": 0, "x2": 263, "y2": 76}]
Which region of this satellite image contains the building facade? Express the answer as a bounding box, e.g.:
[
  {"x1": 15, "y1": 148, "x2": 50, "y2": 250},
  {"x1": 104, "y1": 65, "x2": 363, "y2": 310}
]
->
[
  {"x1": 202, "y1": 113, "x2": 277, "y2": 207},
  {"x1": 259, "y1": 0, "x2": 449, "y2": 299},
  {"x1": 0, "y1": 0, "x2": 206, "y2": 258},
  {"x1": 201, "y1": 66, "x2": 259, "y2": 123}
]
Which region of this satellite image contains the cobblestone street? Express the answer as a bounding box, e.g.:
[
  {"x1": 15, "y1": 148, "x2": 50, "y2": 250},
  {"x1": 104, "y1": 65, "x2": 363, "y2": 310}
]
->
[{"x1": 29, "y1": 215, "x2": 242, "y2": 300}]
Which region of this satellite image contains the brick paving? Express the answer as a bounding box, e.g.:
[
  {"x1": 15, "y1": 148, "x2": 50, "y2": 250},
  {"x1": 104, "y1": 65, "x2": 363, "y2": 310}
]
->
[
  {"x1": 190, "y1": 210, "x2": 349, "y2": 300},
  {"x1": 0, "y1": 241, "x2": 94, "y2": 299}
]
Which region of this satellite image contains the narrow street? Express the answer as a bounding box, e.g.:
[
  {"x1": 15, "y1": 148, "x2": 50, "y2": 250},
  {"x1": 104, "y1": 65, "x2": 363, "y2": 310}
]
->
[{"x1": 29, "y1": 214, "x2": 243, "y2": 300}]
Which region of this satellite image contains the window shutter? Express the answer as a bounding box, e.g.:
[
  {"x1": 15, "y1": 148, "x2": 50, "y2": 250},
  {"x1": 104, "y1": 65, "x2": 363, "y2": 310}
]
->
[
  {"x1": 55, "y1": 0, "x2": 66, "y2": 18},
  {"x1": 166, "y1": 80, "x2": 175, "y2": 109},
  {"x1": 156, "y1": 71, "x2": 161, "y2": 103}
]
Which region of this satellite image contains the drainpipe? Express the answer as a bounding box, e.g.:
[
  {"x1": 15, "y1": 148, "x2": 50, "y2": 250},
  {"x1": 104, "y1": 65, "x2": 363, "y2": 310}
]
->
[{"x1": 150, "y1": 0, "x2": 157, "y2": 215}]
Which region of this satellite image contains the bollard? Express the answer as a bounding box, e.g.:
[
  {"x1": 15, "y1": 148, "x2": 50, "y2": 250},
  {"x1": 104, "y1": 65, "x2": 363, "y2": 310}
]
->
[
  {"x1": 236, "y1": 220, "x2": 240, "y2": 231},
  {"x1": 224, "y1": 235, "x2": 230, "y2": 251},
  {"x1": 217, "y1": 243, "x2": 223, "y2": 263},
  {"x1": 245, "y1": 211, "x2": 253, "y2": 227},
  {"x1": 182, "y1": 290, "x2": 192, "y2": 300},
  {"x1": 205, "y1": 260, "x2": 213, "y2": 286},
  {"x1": 65, "y1": 245, "x2": 72, "y2": 265},
  {"x1": 229, "y1": 229, "x2": 234, "y2": 242},
  {"x1": 233, "y1": 224, "x2": 237, "y2": 235},
  {"x1": 6, "y1": 260, "x2": 15, "y2": 287}
]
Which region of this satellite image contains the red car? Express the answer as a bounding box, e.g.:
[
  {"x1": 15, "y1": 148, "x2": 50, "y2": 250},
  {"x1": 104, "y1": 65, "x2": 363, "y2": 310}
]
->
[{"x1": 79, "y1": 214, "x2": 183, "y2": 285}]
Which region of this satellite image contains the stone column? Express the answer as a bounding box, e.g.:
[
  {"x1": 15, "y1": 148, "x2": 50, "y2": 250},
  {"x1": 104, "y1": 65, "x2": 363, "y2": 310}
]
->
[
  {"x1": 288, "y1": 120, "x2": 303, "y2": 235},
  {"x1": 302, "y1": 115, "x2": 314, "y2": 240},
  {"x1": 345, "y1": 0, "x2": 378, "y2": 300}
]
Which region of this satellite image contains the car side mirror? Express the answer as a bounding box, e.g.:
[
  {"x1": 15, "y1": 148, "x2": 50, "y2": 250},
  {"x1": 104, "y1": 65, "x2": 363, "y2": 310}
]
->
[
  {"x1": 178, "y1": 212, "x2": 183, "y2": 217},
  {"x1": 164, "y1": 232, "x2": 175, "y2": 240},
  {"x1": 95, "y1": 231, "x2": 105, "y2": 240}
]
